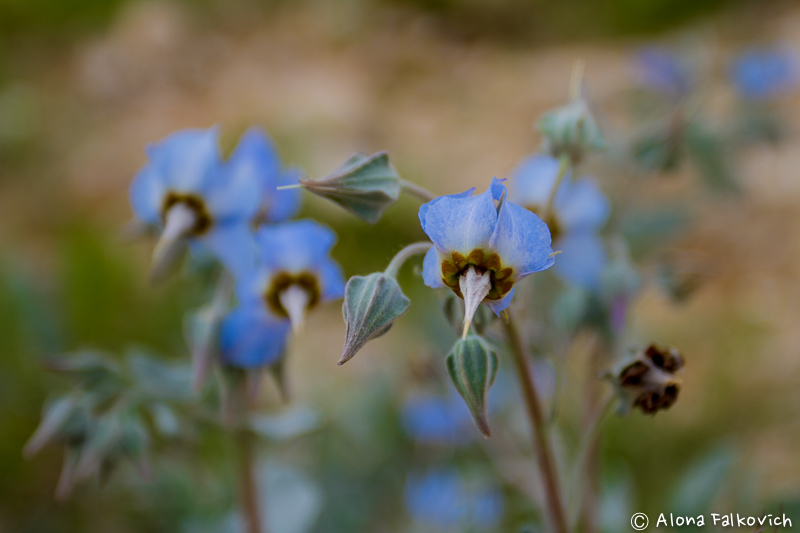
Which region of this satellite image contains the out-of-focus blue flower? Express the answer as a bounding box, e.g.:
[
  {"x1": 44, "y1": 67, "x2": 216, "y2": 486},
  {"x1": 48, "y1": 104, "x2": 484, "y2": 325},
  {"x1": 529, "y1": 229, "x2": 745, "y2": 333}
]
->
[
  {"x1": 731, "y1": 48, "x2": 798, "y2": 100},
  {"x1": 130, "y1": 127, "x2": 260, "y2": 279},
  {"x1": 419, "y1": 178, "x2": 554, "y2": 329},
  {"x1": 509, "y1": 154, "x2": 610, "y2": 291},
  {"x1": 226, "y1": 128, "x2": 302, "y2": 225},
  {"x1": 220, "y1": 220, "x2": 345, "y2": 367},
  {"x1": 636, "y1": 48, "x2": 693, "y2": 98},
  {"x1": 404, "y1": 468, "x2": 504, "y2": 530},
  {"x1": 219, "y1": 305, "x2": 292, "y2": 368},
  {"x1": 401, "y1": 392, "x2": 473, "y2": 445}
]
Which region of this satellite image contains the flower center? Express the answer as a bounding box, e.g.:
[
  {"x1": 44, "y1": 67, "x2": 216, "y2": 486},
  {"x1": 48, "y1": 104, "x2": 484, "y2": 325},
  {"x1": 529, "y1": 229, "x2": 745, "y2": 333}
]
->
[
  {"x1": 264, "y1": 271, "x2": 320, "y2": 317},
  {"x1": 440, "y1": 249, "x2": 514, "y2": 301},
  {"x1": 161, "y1": 192, "x2": 213, "y2": 235}
]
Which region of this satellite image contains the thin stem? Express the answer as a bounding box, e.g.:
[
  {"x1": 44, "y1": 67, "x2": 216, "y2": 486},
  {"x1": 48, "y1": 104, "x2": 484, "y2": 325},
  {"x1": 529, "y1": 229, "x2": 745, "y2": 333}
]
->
[
  {"x1": 540, "y1": 154, "x2": 570, "y2": 225},
  {"x1": 399, "y1": 179, "x2": 436, "y2": 203},
  {"x1": 237, "y1": 428, "x2": 264, "y2": 533},
  {"x1": 384, "y1": 241, "x2": 432, "y2": 278},
  {"x1": 569, "y1": 59, "x2": 585, "y2": 101},
  {"x1": 502, "y1": 312, "x2": 569, "y2": 533},
  {"x1": 569, "y1": 393, "x2": 616, "y2": 530}
]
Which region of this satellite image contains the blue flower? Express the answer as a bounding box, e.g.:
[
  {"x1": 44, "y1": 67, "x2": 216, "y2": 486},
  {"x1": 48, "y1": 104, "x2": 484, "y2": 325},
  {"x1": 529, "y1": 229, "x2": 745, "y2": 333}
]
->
[
  {"x1": 404, "y1": 468, "x2": 504, "y2": 530},
  {"x1": 220, "y1": 219, "x2": 346, "y2": 367},
  {"x1": 731, "y1": 48, "x2": 798, "y2": 100},
  {"x1": 636, "y1": 47, "x2": 693, "y2": 98},
  {"x1": 510, "y1": 154, "x2": 610, "y2": 291},
  {"x1": 219, "y1": 306, "x2": 292, "y2": 368},
  {"x1": 129, "y1": 127, "x2": 260, "y2": 279},
  {"x1": 401, "y1": 391, "x2": 473, "y2": 445},
  {"x1": 226, "y1": 128, "x2": 302, "y2": 225},
  {"x1": 419, "y1": 178, "x2": 554, "y2": 331}
]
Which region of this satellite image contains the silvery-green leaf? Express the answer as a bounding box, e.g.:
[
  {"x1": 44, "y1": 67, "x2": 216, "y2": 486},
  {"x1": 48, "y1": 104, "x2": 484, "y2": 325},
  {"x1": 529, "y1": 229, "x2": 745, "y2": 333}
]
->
[
  {"x1": 41, "y1": 351, "x2": 121, "y2": 387},
  {"x1": 127, "y1": 350, "x2": 193, "y2": 401},
  {"x1": 261, "y1": 462, "x2": 323, "y2": 533},
  {"x1": 685, "y1": 124, "x2": 739, "y2": 194},
  {"x1": 248, "y1": 405, "x2": 321, "y2": 441},
  {"x1": 669, "y1": 446, "x2": 735, "y2": 516},
  {"x1": 184, "y1": 305, "x2": 224, "y2": 393},
  {"x1": 149, "y1": 402, "x2": 181, "y2": 437},
  {"x1": 338, "y1": 273, "x2": 410, "y2": 365},
  {"x1": 73, "y1": 414, "x2": 123, "y2": 481},
  {"x1": 446, "y1": 335, "x2": 499, "y2": 437},
  {"x1": 24, "y1": 395, "x2": 80, "y2": 457},
  {"x1": 301, "y1": 152, "x2": 400, "y2": 223}
]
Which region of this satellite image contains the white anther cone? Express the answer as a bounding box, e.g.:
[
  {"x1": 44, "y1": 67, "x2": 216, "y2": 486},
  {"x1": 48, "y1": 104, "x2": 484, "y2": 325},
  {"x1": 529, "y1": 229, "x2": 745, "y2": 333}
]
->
[
  {"x1": 150, "y1": 203, "x2": 196, "y2": 283},
  {"x1": 459, "y1": 266, "x2": 492, "y2": 339},
  {"x1": 279, "y1": 285, "x2": 310, "y2": 335}
]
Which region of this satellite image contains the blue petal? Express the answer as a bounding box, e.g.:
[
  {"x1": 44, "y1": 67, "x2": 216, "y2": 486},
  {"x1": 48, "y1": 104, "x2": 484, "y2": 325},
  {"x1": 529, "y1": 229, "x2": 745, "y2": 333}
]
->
[
  {"x1": 204, "y1": 129, "x2": 275, "y2": 223},
  {"x1": 557, "y1": 177, "x2": 610, "y2": 233},
  {"x1": 509, "y1": 154, "x2": 569, "y2": 209},
  {"x1": 636, "y1": 47, "x2": 692, "y2": 97},
  {"x1": 418, "y1": 188, "x2": 475, "y2": 235},
  {"x1": 254, "y1": 219, "x2": 337, "y2": 272},
  {"x1": 220, "y1": 306, "x2": 291, "y2": 368},
  {"x1": 129, "y1": 164, "x2": 167, "y2": 225},
  {"x1": 420, "y1": 183, "x2": 498, "y2": 254},
  {"x1": 263, "y1": 167, "x2": 303, "y2": 223},
  {"x1": 144, "y1": 127, "x2": 222, "y2": 194},
  {"x1": 421, "y1": 247, "x2": 445, "y2": 289},
  {"x1": 318, "y1": 257, "x2": 345, "y2": 301},
  {"x1": 485, "y1": 287, "x2": 515, "y2": 315},
  {"x1": 234, "y1": 268, "x2": 272, "y2": 308},
  {"x1": 554, "y1": 232, "x2": 606, "y2": 291},
  {"x1": 490, "y1": 200, "x2": 554, "y2": 277},
  {"x1": 195, "y1": 223, "x2": 257, "y2": 280}
]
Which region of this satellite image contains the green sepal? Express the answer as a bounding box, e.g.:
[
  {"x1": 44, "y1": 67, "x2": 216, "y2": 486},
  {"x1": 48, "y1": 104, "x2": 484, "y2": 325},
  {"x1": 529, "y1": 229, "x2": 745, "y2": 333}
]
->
[
  {"x1": 301, "y1": 152, "x2": 401, "y2": 223},
  {"x1": 445, "y1": 335, "x2": 499, "y2": 437},
  {"x1": 338, "y1": 273, "x2": 410, "y2": 365}
]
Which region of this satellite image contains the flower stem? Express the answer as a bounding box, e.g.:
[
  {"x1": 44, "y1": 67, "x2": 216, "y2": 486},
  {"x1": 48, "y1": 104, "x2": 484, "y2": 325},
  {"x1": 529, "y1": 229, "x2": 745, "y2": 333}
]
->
[
  {"x1": 541, "y1": 154, "x2": 570, "y2": 225},
  {"x1": 569, "y1": 392, "x2": 616, "y2": 530},
  {"x1": 399, "y1": 179, "x2": 436, "y2": 203},
  {"x1": 237, "y1": 428, "x2": 264, "y2": 533},
  {"x1": 502, "y1": 312, "x2": 569, "y2": 533},
  {"x1": 384, "y1": 241, "x2": 432, "y2": 278}
]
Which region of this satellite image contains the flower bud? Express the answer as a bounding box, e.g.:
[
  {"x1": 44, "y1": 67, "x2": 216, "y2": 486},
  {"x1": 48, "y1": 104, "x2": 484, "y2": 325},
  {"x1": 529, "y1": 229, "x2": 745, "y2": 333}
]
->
[
  {"x1": 608, "y1": 343, "x2": 684, "y2": 416},
  {"x1": 300, "y1": 152, "x2": 401, "y2": 224},
  {"x1": 537, "y1": 98, "x2": 605, "y2": 165},
  {"x1": 338, "y1": 272, "x2": 410, "y2": 365},
  {"x1": 445, "y1": 336, "x2": 499, "y2": 437}
]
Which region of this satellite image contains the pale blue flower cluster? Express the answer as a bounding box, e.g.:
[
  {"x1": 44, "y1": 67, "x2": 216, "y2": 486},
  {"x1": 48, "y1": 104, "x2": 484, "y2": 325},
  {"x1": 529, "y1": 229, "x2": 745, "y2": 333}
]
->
[
  {"x1": 404, "y1": 468, "x2": 504, "y2": 530},
  {"x1": 509, "y1": 154, "x2": 610, "y2": 291},
  {"x1": 401, "y1": 391, "x2": 474, "y2": 445},
  {"x1": 130, "y1": 127, "x2": 343, "y2": 368},
  {"x1": 731, "y1": 48, "x2": 798, "y2": 100},
  {"x1": 636, "y1": 47, "x2": 693, "y2": 99}
]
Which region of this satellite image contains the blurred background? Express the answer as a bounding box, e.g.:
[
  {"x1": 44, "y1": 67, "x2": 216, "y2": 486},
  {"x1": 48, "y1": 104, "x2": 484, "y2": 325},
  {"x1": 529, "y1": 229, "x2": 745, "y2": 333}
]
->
[{"x1": 2, "y1": 0, "x2": 800, "y2": 531}]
